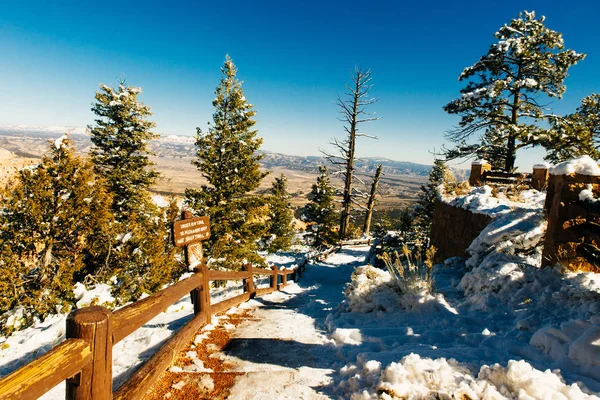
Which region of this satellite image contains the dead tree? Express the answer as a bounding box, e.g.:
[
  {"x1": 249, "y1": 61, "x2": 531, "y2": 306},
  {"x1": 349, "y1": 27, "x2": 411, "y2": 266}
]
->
[
  {"x1": 322, "y1": 67, "x2": 379, "y2": 240},
  {"x1": 362, "y1": 164, "x2": 383, "y2": 236}
]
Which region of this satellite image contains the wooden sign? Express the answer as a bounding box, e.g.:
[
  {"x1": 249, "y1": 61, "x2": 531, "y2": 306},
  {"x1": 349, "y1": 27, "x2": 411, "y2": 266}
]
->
[{"x1": 173, "y1": 216, "x2": 210, "y2": 247}]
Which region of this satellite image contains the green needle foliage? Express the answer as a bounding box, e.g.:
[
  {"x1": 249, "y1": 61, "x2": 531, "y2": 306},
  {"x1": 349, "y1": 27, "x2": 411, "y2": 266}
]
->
[
  {"x1": 543, "y1": 94, "x2": 600, "y2": 162},
  {"x1": 90, "y1": 81, "x2": 160, "y2": 221},
  {"x1": 265, "y1": 174, "x2": 295, "y2": 252},
  {"x1": 304, "y1": 166, "x2": 338, "y2": 248},
  {"x1": 89, "y1": 81, "x2": 180, "y2": 303},
  {"x1": 443, "y1": 10, "x2": 585, "y2": 171},
  {"x1": 0, "y1": 137, "x2": 113, "y2": 334},
  {"x1": 185, "y1": 55, "x2": 268, "y2": 269}
]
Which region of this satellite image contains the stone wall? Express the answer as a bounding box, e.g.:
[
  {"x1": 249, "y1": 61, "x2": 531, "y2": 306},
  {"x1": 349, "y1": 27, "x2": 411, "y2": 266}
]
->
[{"x1": 430, "y1": 200, "x2": 493, "y2": 263}]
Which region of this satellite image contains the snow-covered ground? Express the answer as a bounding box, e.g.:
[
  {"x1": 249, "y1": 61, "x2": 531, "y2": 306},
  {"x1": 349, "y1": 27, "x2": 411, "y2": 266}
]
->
[
  {"x1": 0, "y1": 252, "x2": 304, "y2": 399},
  {"x1": 3, "y1": 186, "x2": 600, "y2": 399}
]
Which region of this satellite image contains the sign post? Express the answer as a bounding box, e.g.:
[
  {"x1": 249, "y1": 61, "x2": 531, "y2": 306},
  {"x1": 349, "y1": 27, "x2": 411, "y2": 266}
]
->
[{"x1": 173, "y1": 211, "x2": 211, "y2": 322}]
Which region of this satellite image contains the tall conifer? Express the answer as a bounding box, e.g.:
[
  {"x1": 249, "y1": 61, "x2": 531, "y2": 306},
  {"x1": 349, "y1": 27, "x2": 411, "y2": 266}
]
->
[
  {"x1": 265, "y1": 174, "x2": 295, "y2": 252},
  {"x1": 304, "y1": 166, "x2": 337, "y2": 247},
  {"x1": 185, "y1": 56, "x2": 267, "y2": 268},
  {"x1": 89, "y1": 82, "x2": 179, "y2": 302}
]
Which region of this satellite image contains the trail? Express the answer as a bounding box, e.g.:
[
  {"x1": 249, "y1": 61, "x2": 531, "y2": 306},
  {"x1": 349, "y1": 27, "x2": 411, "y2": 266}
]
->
[{"x1": 213, "y1": 246, "x2": 369, "y2": 399}]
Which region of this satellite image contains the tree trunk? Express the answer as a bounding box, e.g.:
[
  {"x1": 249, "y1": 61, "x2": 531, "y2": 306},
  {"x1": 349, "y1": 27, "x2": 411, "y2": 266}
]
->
[
  {"x1": 339, "y1": 78, "x2": 360, "y2": 240},
  {"x1": 362, "y1": 164, "x2": 382, "y2": 236}
]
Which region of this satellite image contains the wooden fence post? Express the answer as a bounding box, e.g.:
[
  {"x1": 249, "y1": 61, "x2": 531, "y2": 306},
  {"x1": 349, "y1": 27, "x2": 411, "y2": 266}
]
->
[
  {"x1": 271, "y1": 265, "x2": 278, "y2": 290},
  {"x1": 469, "y1": 160, "x2": 491, "y2": 186},
  {"x1": 66, "y1": 306, "x2": 112, "y2": 400},
  {"x1": 199, "y1": 263, "x2": 211, "y2": 324},
  {"x1": 190, "y1": 267, "x2": 203, "y2": 316},
  {"x1": 243, "y1": 263, "x2": 254, "y2": 297},
  {"x1": 281, "y1": 269, "x2": 287, "y2": 287}
]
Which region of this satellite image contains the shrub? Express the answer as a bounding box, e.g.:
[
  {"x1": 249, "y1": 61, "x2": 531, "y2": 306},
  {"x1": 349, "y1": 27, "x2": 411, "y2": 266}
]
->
[{"x1": 378, "y1": 245, "x2": 437, "y2": 295}]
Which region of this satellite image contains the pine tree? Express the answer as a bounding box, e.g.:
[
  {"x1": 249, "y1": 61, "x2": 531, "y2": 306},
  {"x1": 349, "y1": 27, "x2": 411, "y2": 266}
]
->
[
  {"x1": 414, "y1": 160, "x2": 453, "y2": 243},
  {"x1": 265, "y1": 174, "x2": 295, "y2": 252},
  {"x1": 89, "y1": 81, "x2": 180, "y2": 303},
  {"x1": 443, "y1": 11, "x2": 585, "y2": 171},
  {"x1": 304, "y1": 166, "x2": 337, "y2": 248},
  {"x1": 185, "y1": 56, "x2": 268, "y2": 268},
  {"x1": 0, "y1": 136, "x2": 113, "y2": 333},
  {"x1": 543, "y1": 94, "x2": 600, "y2": 162},
  {"x1": 89, "y1": 81, "x2": 159, "y2": 220}
]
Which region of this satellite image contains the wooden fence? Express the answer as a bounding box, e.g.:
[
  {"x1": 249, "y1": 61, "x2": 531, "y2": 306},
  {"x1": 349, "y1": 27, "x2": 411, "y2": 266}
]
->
[
  {"x1": 0, "y1": 262, "x2": 302, "y2": 400},
  {"x1": 469, "y1": 161, "x2": 549, "y2": 191}
]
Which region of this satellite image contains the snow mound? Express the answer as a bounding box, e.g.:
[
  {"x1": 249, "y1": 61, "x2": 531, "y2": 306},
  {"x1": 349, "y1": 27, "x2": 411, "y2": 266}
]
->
[
  {"x1": 341, "y1": 354, "x2": 599, "y2": 399},
  {"x1": 342, "y1": 265, "x2": 458, "y2": 315},
  {"x1": 444, "y1": 185, "x2": 545, "y2": 217},
  {"x1": 550, "y1": 155, "x2": 600, "y2": 176}
]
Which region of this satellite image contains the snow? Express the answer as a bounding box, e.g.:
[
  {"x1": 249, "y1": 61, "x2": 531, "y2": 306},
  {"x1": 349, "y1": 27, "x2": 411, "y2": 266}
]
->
[
  {"x1": 3, "y1": 215, "x2": 600, "y2": 399},
  {"x1": 72, "y1": 283, "x2": 115, "y2": 308},
  {"x1": 533, "y1": 162, "x2": 551, "y2": 169},
  {"x1": 443, "y1": 185, "x2": 545, "y2": 217},
  {"x1": 472, "y1": 159, "x2": 489, "y2": 165},
  {"x1": 151, "y1": 194, "x2": 170, "y2": 208},
  {"x1": 53, "y1": 135, "x2": 68, "y2": 149},
  {"x1": 550, "y1": 155, "x2": 600, "y2": 176}
]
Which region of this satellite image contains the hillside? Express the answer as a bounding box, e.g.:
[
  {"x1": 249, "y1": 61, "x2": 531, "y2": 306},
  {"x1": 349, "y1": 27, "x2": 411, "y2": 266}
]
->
[{"x1": 0, "y1": 125, "x2": 431, "y2": 210}]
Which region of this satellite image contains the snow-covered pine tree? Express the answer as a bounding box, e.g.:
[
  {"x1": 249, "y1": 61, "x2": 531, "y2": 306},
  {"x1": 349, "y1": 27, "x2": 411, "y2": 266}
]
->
[
  {"x1": 304, "y1": 166, "x2": 337, "y2": 248},
  {"x1": 0, "y1": 136, "x2": 113, "y2": 333},
  {"x1": 543, "y1": 94, "x2": 600, "y2": 162},
  {"x1": 414, "y1": 160, "x2": 453, "y2": 244},
  {"x1": 185, "y1": 56, "x2": 268, "y2": 268},
  {"x1": 89, "y1": 81, "x2": 159, "y2": 220},
  {"x1": 443, "y1": 10, "x2": 585, "y2": 172},
  {"x1": 265, "y1": 174, "x2": 295, "y2": 252},
  {"x1": 89, "y1": 81, "x2": 180, "y2": 303}
]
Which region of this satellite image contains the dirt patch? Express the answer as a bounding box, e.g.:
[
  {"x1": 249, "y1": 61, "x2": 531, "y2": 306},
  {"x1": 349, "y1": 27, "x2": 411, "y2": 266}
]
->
[{"x1": 143, "y1": 310, "x2": 259, "y2": 400}]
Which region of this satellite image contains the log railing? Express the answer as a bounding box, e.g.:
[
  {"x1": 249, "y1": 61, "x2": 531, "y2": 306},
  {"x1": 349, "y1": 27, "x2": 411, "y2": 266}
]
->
[{"x1": 0, "y1": 262, "x2": 300, "y2": 400}]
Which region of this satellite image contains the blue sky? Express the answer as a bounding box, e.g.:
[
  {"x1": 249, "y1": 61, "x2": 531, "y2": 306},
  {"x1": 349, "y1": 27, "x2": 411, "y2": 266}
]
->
[{"x1": 1, "y1": 0, "x2": 599, "y2": 170}]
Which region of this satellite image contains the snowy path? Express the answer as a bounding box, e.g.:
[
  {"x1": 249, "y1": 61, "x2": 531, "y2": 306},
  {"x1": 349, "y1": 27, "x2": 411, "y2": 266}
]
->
[{"x1": 214, "y1": 247, "x2": 369, "y2": 399}]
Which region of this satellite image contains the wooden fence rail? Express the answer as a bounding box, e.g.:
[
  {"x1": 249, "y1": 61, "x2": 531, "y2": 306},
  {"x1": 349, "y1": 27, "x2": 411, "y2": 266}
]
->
[{"x1": 0, "y1": 262, "x2": 300, "y2": 400}]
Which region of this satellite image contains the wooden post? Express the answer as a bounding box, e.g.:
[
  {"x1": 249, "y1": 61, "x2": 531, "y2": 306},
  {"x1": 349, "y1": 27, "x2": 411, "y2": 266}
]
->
[
  {"x1": 271, "y1": 265, "x2": 278, "y2": 290},
  {"x1": 532, "y1": 164, "x2": 549, "y2": 191},
  {"x1": 191, "y1": 267, "x2": 203, "y2": 316},
  {"x1": 281, "y1": 269, "x2": 287, "y2": 287},
  {"x1": 469, "y1": 160, "x2": 491, "y2": 186},
  {"x1": 243, "y1": 263, "x2": 254, "y2": 297},
  {"x1": 200, "y1": 263, "x2": 211, "y2": 324},
  {"x1": 66, "y1": 306, "x2": 112, "y2": 400}
]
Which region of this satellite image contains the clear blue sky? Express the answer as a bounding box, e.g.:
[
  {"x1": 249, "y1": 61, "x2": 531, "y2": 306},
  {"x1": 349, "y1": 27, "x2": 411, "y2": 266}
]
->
[{"x1": 1, "y1": 0, "x2": 599, "y2": 170}]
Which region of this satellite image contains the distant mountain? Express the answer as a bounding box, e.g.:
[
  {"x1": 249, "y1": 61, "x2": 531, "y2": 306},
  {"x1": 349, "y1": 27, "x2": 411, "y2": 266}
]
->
[
  {"x1": 0, "y1": 125, "x2": 432, "y2": 176},
  {"x1": 259, "y1": 151, "x2": 432, "y2": 176}
]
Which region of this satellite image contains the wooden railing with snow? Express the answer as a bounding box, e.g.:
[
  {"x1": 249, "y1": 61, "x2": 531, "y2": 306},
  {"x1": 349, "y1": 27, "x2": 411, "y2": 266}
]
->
[
  {"x1": 0, "y1": 262, "x2": 302, "y2": 400},
  {"x1": 469, "y1": 161, "x2": 549, "y2": 190}
]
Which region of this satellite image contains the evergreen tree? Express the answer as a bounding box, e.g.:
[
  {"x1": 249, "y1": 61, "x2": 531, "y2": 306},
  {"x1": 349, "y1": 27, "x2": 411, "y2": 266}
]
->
[
  {"x1": 89, "y1": 81, "x2": 180, "y2": 303},
  {"x1": 265, "y1": 174, "x2": 295, "y2": 252},
  {"x1": 414, "y1": 160, "x2": 453, "y2": 243},
  {"x1": 304, "y1": 166, "x2": 337, "y2": 247},
  {"x1": 443, "y1": 11, "x2": 585, "y2": 171},
  {"x1": 185, "y1": 56, "x2": 268, "y2": 268},
  {"x1": 543, "y1": 94, "x2": 600, "y2": 162},
  {"x1": 0, "y1": 136, "x2": 113, "y2": 333},
  {"x1": 89, "y1": 81, "x2": 159, "y2": 220},
  {"x1": 398, "y1": 207, "x2": 414, "y2": 237}
]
